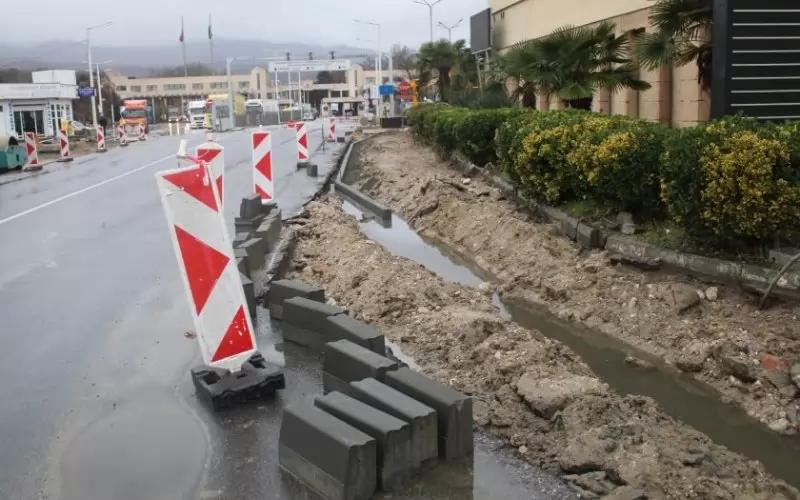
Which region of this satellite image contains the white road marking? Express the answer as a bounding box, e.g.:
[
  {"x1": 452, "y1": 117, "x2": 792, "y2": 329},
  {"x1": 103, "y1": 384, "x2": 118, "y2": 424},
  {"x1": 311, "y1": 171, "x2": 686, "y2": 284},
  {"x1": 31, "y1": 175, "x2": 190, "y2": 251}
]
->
[{"x1": 0, "y1": 153, "x2": 176, "y2": 226}]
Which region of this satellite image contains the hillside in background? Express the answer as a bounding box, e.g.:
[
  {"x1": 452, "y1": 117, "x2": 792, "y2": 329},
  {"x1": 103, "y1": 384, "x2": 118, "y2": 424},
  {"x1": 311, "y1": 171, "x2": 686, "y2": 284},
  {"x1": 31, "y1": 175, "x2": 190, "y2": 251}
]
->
[{"x1": 0, "y1": 38, "x2": 372, "y2": 77}]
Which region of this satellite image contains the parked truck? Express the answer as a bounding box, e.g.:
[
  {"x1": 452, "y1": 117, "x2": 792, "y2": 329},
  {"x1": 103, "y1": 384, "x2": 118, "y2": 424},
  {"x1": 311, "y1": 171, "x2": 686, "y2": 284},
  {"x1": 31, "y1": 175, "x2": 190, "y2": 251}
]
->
[
  {"x1": 120, "y1": 99, "x2": 149, "y2": 134},
  {"x1": 187, "y1": 100, "x2": 207, "y2": 129}
]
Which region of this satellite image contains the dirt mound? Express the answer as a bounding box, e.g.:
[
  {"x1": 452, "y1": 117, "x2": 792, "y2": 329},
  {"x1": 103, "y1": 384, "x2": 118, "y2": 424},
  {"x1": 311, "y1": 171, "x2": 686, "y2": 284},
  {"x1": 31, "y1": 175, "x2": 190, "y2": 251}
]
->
[
  {"x1": 353, "y1": 132, "x2": 800, "y2": 437},
  {"x1": 288, "y1": 198, "x2": 798, "y2": 499}
]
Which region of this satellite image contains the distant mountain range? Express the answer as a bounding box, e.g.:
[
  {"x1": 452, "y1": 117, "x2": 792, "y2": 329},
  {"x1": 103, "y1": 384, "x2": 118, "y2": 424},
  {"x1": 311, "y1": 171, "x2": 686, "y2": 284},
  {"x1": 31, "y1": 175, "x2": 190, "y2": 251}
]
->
[{"x1": 0, "y1": 38, "x2": 373, "y2": 77}]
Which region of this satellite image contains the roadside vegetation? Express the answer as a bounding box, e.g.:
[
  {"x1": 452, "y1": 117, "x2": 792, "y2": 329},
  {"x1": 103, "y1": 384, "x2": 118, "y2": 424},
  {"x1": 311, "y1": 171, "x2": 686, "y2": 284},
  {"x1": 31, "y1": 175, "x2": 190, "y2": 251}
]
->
[{"x1": 406, "y1": 0, "x2": 800, "y2": 258}]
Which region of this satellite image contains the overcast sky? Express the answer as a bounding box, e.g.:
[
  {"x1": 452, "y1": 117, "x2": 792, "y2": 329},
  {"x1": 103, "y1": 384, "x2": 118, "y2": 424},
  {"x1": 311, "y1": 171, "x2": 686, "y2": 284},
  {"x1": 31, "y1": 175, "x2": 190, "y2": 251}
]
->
[{"x1": 7, "y1": 0, "x2": 487, "y2": 48}]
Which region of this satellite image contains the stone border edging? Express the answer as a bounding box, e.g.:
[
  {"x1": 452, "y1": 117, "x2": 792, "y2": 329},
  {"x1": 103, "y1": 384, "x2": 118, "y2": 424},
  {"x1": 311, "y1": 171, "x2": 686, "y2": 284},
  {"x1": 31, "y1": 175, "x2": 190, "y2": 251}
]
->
[
  {"x1": 400, "y1": 132, "x2": 800, "y2": 302},
  {"x1": 480, "y1": 173, "x2": 800, "y2": 302}
]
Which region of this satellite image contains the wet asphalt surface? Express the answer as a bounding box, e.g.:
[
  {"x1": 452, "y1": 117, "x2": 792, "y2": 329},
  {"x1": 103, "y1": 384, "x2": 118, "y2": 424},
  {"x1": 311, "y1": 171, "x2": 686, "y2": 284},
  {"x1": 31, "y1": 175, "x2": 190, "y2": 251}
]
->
[{"x1": 0, "y1": 123, "x2": 578, "y2": 500}]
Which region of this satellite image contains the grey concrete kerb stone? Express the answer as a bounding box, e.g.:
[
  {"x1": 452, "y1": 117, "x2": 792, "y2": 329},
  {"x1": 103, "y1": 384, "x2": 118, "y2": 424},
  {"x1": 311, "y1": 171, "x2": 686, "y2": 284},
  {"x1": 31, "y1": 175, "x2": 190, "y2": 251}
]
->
[{"x1": 279, "y1": 403, "x2": 377, "y2": 500}]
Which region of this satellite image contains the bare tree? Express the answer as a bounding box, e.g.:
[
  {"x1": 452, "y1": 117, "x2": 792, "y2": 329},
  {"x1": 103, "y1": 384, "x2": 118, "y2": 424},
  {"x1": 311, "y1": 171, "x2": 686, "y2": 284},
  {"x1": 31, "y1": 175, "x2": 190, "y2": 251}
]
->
[{"x1": 392, "y1": 44, "x2": 418, "y2": 80}]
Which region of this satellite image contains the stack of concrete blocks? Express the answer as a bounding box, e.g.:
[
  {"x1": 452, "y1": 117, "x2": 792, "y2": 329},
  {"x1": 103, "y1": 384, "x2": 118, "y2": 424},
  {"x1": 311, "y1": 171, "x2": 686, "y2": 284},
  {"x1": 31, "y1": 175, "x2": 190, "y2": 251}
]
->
[
  {"x1": 276, "y1": 281, "x2": 473, "y2": 500},
  {"x1": 232, "y1": 194, "x2": 283, "y2": 318}
]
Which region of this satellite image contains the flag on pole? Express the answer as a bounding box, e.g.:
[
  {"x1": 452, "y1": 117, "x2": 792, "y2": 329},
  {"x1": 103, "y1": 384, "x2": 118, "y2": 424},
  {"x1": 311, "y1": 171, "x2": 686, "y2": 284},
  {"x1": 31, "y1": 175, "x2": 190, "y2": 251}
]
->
[
  {"x1": 208, "y1": 15, "x2": 213, "y2": 40},
  {"x1": 179, "y1": 24, "x2": 185, "y2": 43}
]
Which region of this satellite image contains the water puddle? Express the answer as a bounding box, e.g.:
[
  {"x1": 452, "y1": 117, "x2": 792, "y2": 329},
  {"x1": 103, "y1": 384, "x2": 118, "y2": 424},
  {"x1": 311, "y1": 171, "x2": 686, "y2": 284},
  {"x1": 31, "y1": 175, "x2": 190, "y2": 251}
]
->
[{"x1": 339, "y1": 198, "x2": 800, "y2": 490}]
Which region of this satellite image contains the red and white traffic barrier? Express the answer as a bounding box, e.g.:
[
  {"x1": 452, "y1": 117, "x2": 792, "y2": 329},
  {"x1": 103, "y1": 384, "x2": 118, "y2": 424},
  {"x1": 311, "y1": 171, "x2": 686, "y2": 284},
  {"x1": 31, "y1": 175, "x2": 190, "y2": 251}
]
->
[
  {"x1": 138, "y1": 122, "x2": 147, "y2": 141},
  {"x1": 96, "y1": 126, "x2": 106, "y2": 152},
  {"x1": 24, "y1": 132, "x2": 39, "y2": 169},
  {"x1": 327, "y1": 117, "x2": 336, "y2": 142},
  {"x1": 118, "y1": 124, "x2": 128, "y2": 147},
  {"x1": 287, "y1": 119, "x2": 296, "y2": 130},
  {"x1": 196, "y1": 141, "x2": 225, "y2": 210},
  {"x1": 155, "y1": 157, "x2": 257, "y2": 372},
  {"x1": 295, "y1": 121, "x2": 309, "y2": 164},
  {"x1": 252, "y1": 130, "x2": 273, "y2": 203},
  {"x1": 58, "y1": 128, "x2": 73, "y2": 162}
]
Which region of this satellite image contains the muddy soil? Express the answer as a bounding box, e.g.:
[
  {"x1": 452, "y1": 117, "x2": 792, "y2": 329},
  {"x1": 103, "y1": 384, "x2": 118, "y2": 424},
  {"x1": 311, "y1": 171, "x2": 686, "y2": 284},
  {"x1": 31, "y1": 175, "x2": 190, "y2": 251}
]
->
[
  {"x1": 288, "y1": 198, "x2": 799, "y2": 500},
  {"x1": 352, "y1": 132, "x2": 800, "y2": 437}
]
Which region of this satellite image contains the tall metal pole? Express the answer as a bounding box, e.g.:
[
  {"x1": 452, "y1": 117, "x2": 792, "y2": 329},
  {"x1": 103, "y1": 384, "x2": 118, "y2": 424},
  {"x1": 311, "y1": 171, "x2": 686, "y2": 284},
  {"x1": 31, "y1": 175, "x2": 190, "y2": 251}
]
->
[
  {"x1": 388, "y1": 44, "x2": 395, "y2": 117},
  {"x1": 413, "y1": 0, "x2": 443, "y2": 43},
  {"x1": 438, "y1": 19, "x2": 463, "y2": 42},
  {"x1": 226, "y1": 57, "x2": 234, "y2": 131},
  {"x1": 429, "y1": 5, "x2": 434, "y2": 42},
  {"x1": 85, "y1": 22, "x2": 112, "y2": 135},
  {"x1": 86, "y1": 29, "x2": 96, "y2": 134},
  {"x1": 181, "y1": 16, "x2": 188, "y2": 113},
  {"x1": 95, "y1": 63, "x2": 104, "y2": 117}
]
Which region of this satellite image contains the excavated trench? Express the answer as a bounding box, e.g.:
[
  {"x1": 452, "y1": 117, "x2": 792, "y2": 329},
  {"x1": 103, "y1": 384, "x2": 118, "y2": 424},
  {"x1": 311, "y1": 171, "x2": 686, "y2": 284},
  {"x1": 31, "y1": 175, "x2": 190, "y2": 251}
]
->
[{"x1": 338, "y1": 194, "x2": 800, "y2": 491}]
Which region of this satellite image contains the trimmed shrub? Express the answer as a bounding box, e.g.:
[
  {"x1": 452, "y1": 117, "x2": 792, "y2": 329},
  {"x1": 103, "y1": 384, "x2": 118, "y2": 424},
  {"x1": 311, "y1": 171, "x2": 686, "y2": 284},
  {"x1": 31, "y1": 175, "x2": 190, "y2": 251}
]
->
[
  {"x1": 660, "y1": 116, "x2": 800, "y2": 244},
  {"x1": 510, "y1": 109, "x2": 595, "y2": 203},
  {"x1": 407, "y1": 105, "x2": 800, "y2": 251},
  {"x1": 568, "y1": 116, "x2": 667, "y2": 215},
  {"x1": 452, "y1": 108, "x2": 526, "y2": 167}
]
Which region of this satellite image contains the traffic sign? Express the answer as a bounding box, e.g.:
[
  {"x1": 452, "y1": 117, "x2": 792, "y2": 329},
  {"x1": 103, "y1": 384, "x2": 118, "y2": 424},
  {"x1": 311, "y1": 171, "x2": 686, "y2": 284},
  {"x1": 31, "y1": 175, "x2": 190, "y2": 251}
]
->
[
  {"x1": 398, "y1": 81, "x2": 411, "y2": 95},
  {"x1": 268, "y1": 60, "x2": 351, "y2": 73},
  {"x1": 77, "y1": 87, "x2": 95, "y2": 98},
  {"x1": 379, "y1": 84, "x2": 394, "y2": 97}
]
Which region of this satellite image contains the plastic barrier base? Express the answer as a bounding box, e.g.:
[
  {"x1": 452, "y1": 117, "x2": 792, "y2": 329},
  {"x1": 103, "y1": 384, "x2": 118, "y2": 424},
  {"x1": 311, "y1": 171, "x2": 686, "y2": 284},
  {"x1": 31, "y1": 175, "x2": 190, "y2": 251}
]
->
[{"x1": 191, "y1": 352, "x2": 286, "y2": 411}]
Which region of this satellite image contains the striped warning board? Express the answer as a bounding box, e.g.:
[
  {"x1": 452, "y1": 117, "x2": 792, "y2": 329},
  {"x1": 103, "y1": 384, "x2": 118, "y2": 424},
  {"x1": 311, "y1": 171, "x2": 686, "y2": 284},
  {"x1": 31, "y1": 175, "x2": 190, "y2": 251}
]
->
[
  {"x1": 295, "y1": 121, "x2": 309, "y2": 162},
  {"x1": 196, "y1": 142, "x2": 225, "y2": 210},
  {"x1": 252, "y1": 130, "x2": 274, "y2": 202},
  {"x1": 155, "y1": 160, "x2": 257, "y2": 372}
]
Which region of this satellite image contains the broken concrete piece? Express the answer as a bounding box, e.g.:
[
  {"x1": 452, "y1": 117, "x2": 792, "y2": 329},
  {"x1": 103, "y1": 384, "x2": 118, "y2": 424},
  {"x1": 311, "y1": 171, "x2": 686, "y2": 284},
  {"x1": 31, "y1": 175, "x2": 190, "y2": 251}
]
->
[{"x1": 515, "y1": 373, "x2": 606, "y2": 419}]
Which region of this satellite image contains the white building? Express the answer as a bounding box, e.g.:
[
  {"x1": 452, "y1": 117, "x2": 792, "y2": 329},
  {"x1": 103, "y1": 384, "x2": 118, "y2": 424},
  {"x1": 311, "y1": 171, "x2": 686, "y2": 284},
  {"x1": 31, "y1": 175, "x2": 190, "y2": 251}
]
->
[{"x1": 0, "y1": 70, "x2": 78, "y2": 138}]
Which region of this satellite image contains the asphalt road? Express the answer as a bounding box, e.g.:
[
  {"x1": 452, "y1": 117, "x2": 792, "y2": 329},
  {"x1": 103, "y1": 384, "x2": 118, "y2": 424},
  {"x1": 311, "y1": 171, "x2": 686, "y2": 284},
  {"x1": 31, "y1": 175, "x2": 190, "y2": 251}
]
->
[{"x1": 0, "y1": 122, "x2": 577, "y2": 500}]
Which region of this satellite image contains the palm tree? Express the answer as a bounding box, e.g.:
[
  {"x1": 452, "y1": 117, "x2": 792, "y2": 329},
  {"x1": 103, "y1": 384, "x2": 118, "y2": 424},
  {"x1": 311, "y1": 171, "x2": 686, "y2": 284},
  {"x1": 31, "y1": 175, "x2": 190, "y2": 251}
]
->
[
  {"x1": 500, "y1": 21, "x2": 650, "y2": 110},
  {"x1": 635, "y1": 0, "x2": 713, "y2": 90},
  {"x1": 417, "y1": 39, "x2": 476, "y2": 102}
]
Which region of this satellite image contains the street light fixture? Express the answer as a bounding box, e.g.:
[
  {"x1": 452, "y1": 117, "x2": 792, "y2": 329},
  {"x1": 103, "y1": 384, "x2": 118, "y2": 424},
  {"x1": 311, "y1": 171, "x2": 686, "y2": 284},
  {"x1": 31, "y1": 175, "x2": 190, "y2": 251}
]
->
[
  {"x1": 437, "y1": 19, "x2": 463, "y2": 42},
  {"x1": 354, "y1": 19, "x2": 382, "y2": 86},
  {"x1": 86, "y1": 21, "x2": 113, "y2": 137},
  {"x1": 413, "y1": 0, "x2": 444, "y2": 43}
]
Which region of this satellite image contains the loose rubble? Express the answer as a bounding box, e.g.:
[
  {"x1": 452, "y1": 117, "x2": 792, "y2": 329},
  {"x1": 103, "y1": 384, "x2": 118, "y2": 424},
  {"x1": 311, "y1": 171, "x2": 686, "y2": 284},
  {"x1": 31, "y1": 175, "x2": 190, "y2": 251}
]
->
[
  {"x1": 354, "y1": 132, "x2": 800, "y2": 437},
  {"x1": 288, "y1": 198, "x2": 799, "y2": 499}
]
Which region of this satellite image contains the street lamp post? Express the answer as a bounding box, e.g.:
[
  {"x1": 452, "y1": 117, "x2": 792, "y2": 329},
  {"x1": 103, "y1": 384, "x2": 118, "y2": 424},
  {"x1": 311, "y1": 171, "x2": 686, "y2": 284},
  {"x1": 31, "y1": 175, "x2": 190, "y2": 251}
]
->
[
  {"x1": 437, "y1": 19, "x2": 463, "y2": 42},
  {"x1": 94, "y1": 60, "x2": 112, "y2": 117},
  {"x1": 86, "y1": 21, "x2": 113, "y2": 136},
  {"x1": 413, "y1": 0, "x2": 443, "y2": 43},
  {"x1": 354, "y1": 20, "x2": 382, "y2": 87}
]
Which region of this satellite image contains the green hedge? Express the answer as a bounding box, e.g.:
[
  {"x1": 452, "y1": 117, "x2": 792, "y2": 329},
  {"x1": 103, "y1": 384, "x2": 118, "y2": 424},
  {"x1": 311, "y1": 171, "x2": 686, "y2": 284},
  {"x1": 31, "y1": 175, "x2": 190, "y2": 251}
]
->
[{"x1": 405, "y1": 103, "x2": 800, "y2": 249}]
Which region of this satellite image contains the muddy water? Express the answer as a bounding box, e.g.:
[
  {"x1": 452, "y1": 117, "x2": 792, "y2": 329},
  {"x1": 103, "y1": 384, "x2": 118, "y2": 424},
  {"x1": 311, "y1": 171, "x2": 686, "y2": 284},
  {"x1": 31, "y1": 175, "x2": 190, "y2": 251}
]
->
[{"x1": 339, "y1": 199, "x2": 800, "y2": 490}]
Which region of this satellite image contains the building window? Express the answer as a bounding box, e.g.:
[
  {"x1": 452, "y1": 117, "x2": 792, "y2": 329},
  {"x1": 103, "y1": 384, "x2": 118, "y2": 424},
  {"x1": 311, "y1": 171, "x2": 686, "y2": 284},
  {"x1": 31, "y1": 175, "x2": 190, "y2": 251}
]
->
[
  {"x1": 146, "y1": 85, "x2": 158, "y2": 91},
  {"x1": 210, "y1": 82, "x2": 227, "y2": 89},
  {"x1": 238, "y1": 81, "x2": 249, "y2": 89},
  {"x1": 192, "y1": 83, "x2": 204, "y2": 90},
  {"x1": 130, "y1": 85, "x2": 142, "y2": 92},
  {"x1": 117, "y1": 85, "x2": 127, "y2": 91},
  {"x1": 163, "y1": 84, "x2": 186, "y2": 91}
]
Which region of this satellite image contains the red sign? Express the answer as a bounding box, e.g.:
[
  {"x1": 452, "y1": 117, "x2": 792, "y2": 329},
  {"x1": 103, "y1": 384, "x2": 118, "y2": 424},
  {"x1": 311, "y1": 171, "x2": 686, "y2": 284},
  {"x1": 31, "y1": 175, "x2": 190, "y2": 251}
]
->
[
  {"x1": 398, "y1": 81, "x2": 411, "y2": 95},
  {"x1": 287, "y1": 119, "x2": 296, "y2": 128},
  {"x1": 206, "y1": 99, "x2": 214, "y2": 108}
]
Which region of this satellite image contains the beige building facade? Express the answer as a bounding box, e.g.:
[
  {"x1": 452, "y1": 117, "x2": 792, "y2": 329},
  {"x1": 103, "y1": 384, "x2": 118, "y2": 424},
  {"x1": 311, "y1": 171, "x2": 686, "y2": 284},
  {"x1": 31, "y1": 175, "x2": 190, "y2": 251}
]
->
[{"x1": 490, "y1": 0, "x2": 710, "y2": 126}]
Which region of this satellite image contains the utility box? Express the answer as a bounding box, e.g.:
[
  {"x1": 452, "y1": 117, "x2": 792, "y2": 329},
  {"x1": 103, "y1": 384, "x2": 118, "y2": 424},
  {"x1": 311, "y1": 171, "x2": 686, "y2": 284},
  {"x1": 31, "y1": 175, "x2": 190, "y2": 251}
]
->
[{"x1": 0, "y1": 136, "x2": 27, "y2": 170}]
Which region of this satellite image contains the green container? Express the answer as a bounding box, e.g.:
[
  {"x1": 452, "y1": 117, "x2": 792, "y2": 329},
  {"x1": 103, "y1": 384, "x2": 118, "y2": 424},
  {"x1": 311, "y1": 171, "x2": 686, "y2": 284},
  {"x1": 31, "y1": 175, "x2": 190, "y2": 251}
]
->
[{"x1": 0, "y1": 136, "x2": 27, "y2": 170}]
